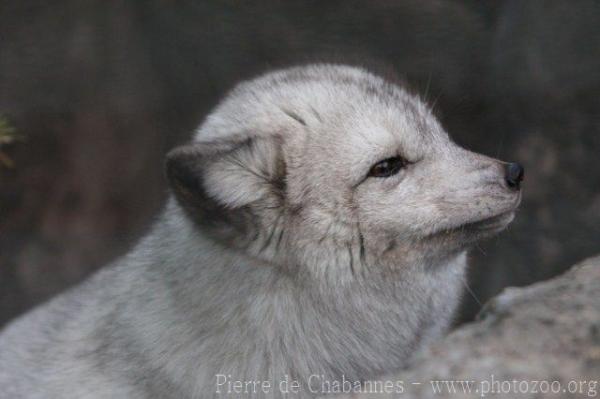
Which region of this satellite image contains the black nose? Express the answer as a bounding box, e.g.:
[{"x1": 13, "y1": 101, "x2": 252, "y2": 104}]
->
[{"x1": 505, "y1": 162, "x2": 524, "y2": 190}]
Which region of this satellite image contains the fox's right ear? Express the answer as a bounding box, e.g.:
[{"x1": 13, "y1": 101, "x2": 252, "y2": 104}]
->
[{"x1": 165, "y1": 145, "x2": 248, "y2": 236}]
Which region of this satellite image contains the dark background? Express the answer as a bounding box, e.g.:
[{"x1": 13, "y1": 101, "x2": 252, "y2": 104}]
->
[{"x1": 1, "y1": 0, "x2": 599, "y2": 327}]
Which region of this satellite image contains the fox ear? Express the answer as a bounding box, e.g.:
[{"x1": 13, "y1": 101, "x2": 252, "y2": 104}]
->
[
  {"x1": 165, "y1": 145, "x2": 249, "y2": 236},
  {"x1": 165, "y1": 145, "x2": 205, "y2": 213}
]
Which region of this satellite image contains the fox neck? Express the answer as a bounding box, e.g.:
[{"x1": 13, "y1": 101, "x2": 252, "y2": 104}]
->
[{"x1": 138, "y1": 201, "x2": 467, "y2": 394}]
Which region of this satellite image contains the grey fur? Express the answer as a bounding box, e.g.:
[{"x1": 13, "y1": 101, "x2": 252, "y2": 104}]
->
[{"x1": 0, "y1": 64, "x2": 521, "y2": 398}]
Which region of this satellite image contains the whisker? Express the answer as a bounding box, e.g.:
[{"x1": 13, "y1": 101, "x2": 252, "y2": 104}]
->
[
  {"x1": 475, "y1": 243, "x2": 487, "y2": 256},
  {"x1": 462, "y1": 277, "x2": 483, "y2": 308}
]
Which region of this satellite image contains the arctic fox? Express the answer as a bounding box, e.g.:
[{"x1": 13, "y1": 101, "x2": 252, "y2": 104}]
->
[{"x1": 0, "y1": 64, "x2": 523, "y2": 398}]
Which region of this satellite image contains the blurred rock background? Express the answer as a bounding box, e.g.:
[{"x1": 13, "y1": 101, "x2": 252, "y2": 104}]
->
[{"x1": 0, "y1": 0, "x2": 599, "y2": 327}]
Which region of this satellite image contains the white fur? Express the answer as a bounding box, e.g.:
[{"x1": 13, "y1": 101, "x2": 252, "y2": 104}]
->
[{"x1": 0, "y1": 64, "x2": 521, "y2": 398}]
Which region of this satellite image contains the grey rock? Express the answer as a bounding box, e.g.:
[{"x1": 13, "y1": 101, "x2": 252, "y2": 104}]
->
[{"x1": 337, "y1": 255, "x2": 600, "y2": 398}]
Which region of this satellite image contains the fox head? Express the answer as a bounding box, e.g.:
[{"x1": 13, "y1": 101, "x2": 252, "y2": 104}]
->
[{"x1": 166, "y1": 64, "x2": 522, "y2": 281}]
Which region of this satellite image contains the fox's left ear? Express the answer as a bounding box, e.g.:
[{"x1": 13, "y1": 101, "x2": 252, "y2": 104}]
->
[
  {"x1": 165, "y1": 135, "x2": 287, "y2": 243},
  {"x1": 165, "y1": 144, "x2": 252, "y2": 239},
  {"x1": 165, "y1": 145, "x2": 207, "y2": 215}
]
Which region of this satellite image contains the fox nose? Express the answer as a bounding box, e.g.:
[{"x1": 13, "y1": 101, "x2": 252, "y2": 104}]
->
[{"x1": 505, "y1": 162, "x2": 524, "y2": 190}]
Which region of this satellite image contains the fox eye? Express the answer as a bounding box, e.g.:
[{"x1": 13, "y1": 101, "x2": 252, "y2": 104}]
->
[{"x1": 368, "y1": 156, "x2": 407, "y2": 178}]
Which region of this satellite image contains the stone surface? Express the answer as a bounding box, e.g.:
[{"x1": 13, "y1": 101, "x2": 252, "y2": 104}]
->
[{"x1": 339, "y1": 256, "x2": 600, "y2": 398}]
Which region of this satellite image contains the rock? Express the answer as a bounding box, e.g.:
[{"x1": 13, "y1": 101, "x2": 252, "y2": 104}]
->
[{"x1": 337, "y1": 255, "x2": 600, "y2": 398}]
